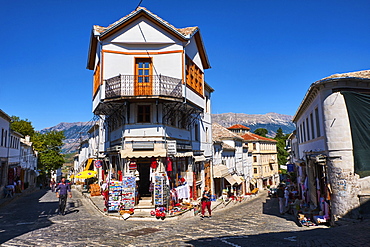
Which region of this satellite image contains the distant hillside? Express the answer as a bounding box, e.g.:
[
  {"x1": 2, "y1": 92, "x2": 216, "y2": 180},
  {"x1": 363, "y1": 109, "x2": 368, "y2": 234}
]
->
[
  {"x1": 43, "y1": 112, "x2": 295, "y2": 154},
  {"x1": 212, "y1": 112, "x2": 295, "y2": 137},
  {"x1": 41, "y1": 122, "x2": 94, "y2": 154}
]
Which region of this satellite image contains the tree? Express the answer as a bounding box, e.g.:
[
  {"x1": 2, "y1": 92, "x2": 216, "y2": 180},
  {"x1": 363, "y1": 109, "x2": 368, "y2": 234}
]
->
[
  {"x1": 10, "y1": 116, "x2": 35, "y2": 137},
  {"x1": 274, "y1": 128, "x2": 290, "y2": 167},
  {"x1": 254, "y1": 128, "x2": 268, "y2": 137},
  {"x1": 33, "y1": 131, "x2": 66, "y2": 173}
]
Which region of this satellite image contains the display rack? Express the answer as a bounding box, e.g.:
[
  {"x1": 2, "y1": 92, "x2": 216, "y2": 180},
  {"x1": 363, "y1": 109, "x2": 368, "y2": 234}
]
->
[
  {"x1": 107, "y1": 180, "x2": 122, "y2": 212},
  {"x1": 121, "y1": 176, "x2": 136, "y2": 210},
  {"x1": 154, "y1": 173, "x2": 168, "y2": 206}
]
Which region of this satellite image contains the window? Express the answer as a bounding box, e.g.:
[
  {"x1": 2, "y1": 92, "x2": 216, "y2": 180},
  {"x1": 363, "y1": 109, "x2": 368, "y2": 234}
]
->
[
  {"x1": 253, "y1": 143, "x2": 256, "y2": 150},
  {"x1": 310, "y1": 113, "x2": 315, "y2": 139},
  {"x1": 137, "y1": 105, "x2": 151, "y2": 123},
  {"x1": 253, "y1": 156, "x2": 257, "y2": 162},
  {"x1": 315, "y1": 108, "x2": 321, "y2": 137},
  {"x1": 254, "y1": 167, "x2": 258, "y2": 174},
  {"x1": 135, "y1": 58, "x2": 152, "y2": 96},
  {"x1": 306, "y1": 118, "x2": 310, "y2": 141},
  {"x1": 186, "y1": 56, "x2": 204, "y2": 96},
  {"x1": 206, "y1": 127, "x2": 209, "y2": 142},
  {"x1": 303, "y1": 121, "x2": 306, "y2": 142},
  {"x1": 194, "y1": 123, "x2": 199, "y2": 141}
]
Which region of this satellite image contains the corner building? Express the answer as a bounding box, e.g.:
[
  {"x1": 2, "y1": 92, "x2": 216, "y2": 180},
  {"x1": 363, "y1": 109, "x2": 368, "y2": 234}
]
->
[{"x1": 86, "y1": 8, "x2": 213, "y2": 207}]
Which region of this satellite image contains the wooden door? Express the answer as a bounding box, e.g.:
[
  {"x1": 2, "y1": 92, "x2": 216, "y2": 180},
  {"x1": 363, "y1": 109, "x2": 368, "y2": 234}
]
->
[{"x1": 135, "y1": 58, "x2": 152, "y2": 95}]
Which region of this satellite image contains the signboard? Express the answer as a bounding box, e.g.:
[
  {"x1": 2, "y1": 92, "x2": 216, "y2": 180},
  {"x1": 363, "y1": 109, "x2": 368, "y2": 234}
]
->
[{"x1": 167, "y1": 140, "x2": 177, "y2": 155}]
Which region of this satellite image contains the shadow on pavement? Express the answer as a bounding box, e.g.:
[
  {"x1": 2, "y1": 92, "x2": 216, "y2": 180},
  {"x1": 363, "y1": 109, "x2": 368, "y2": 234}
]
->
[
  {"x1": 262, "y1": 196, "x2": 301, "y2": 227},
  {"x1": 185, "y1": 221, "x2": 370, "y2": 247},
  {"x1": 0, "y1": 189, "x2": 57, "y2": 244}
]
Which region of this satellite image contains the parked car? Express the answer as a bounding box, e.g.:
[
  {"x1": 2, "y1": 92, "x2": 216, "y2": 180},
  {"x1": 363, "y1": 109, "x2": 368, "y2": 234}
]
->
[{"x1": 268, "y1": 187, "x2": 277, "y2": 198}]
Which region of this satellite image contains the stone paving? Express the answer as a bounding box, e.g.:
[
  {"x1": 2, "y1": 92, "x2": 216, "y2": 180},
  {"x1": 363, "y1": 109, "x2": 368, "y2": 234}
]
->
[{"x1": 0, "y1": 188, "x2": 369, "y2": 246}]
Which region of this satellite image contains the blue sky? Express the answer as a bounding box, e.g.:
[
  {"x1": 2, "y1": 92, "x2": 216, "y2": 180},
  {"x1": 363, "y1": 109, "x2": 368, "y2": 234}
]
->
[{"x1": 1, "y1": 0, "x2": 370, "y2": 130}]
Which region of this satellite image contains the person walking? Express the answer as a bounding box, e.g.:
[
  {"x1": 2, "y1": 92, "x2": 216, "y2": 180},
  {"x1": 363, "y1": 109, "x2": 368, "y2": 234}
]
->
[
  {"x1": 277, "y1": 184, "x2": 285, "y2": 215},
  {"x1": 50, "y1": 178, "x2": 56, "y2": 192},
  {"x1": 200, "y1": 186, "x2": 212, "y2": 219},
  {"x1": 55, "y1": 177, "x2": 72, "y2": 215}
]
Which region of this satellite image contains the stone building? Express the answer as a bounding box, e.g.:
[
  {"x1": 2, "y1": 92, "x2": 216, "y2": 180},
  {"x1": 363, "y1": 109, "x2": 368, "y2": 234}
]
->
[{"x1": 292, "y1": 70, "x2": 370, "y2": 222}]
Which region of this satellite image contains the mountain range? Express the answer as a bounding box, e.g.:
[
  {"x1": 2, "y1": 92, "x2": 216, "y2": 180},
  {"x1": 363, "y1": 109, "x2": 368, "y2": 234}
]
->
[{"x1": 42, "y1": 112, "x2": 295, "y2": 154}]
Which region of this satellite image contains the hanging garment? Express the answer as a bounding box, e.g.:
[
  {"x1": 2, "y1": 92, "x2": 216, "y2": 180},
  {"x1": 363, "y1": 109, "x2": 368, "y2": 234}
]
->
[
  {"x1": 129, "y1": 162, "x2": 137, "y2": 170},
  {"x1": 166, "y1": 157, "x2": 173, "y2": 171},
  {"x1": 151, "y1": 157, "x2": 158, "y2": 169}
]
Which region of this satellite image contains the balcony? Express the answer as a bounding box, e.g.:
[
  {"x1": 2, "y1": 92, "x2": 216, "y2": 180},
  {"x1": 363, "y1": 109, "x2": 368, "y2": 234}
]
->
[{"x1": 105, "y1": 74, "x2": 182, "y2": 99}]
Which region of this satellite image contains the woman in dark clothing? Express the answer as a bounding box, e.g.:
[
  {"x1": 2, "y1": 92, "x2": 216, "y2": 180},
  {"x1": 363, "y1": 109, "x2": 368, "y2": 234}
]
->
[{"x1": 201, "y1": 186, "x2": 212, "y2": 219}]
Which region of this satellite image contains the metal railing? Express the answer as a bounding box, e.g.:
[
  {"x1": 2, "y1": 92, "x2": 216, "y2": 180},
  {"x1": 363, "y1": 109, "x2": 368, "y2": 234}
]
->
[{"x1": 105, "y1": 75, "x2": 182, "y2": 99}]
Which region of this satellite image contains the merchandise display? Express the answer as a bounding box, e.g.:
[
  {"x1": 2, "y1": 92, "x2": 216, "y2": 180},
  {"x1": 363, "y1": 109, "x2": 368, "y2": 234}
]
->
[{"x1": 105, "y1": 177, "x2": 136, "y2": 213}]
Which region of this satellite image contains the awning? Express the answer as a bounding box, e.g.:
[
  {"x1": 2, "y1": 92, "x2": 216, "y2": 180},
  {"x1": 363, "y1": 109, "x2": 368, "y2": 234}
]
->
[
  {"x1": 174, "y1": 151, "x2": 193, "y2": 157},
  {"x1": 194, "y1": 155, "x2": 206, "y2": 162},
  {"x1": 233, "y1": 175, "x2": 243, "y2": 185},
  {"x1": 251, "y1": 178, "x2": 257, "y2": 184},
  {"x1": 225, "y1": 174, "x2": 237, "y2": 185},
  {"x1": 120, "y1": 149, "x2": 167, "y2": 158},
  {"x1": 213, "y1": 165, "x2": 229, "y2": 178}
]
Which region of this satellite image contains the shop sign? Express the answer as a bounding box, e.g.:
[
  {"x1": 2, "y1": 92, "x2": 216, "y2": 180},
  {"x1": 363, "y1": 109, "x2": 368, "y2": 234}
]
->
[{"x1": 167, "y1": 140, "x2": 177, "y2": 155}]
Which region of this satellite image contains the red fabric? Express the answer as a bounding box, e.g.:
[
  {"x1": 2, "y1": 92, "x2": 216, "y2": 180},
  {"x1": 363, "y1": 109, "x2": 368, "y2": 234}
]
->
[
  {"x1": 129, "y1": 162, "x2": 137, "y2": 170},
  {"x1": 166, "y1": 157, "x2": 172, "y2": 171},
  {"x1": 150, "y1": 157, "x2": 158, "y2": 169},
  {"x1": 201, "y1": 201, "x2": 211, "y2": 216},
  {"x1": 118, "y1": 171, "x2": 122, "y2": 181}
]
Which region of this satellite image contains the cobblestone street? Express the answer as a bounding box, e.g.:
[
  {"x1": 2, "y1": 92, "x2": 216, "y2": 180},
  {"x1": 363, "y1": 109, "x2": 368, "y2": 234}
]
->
[{"x1": 0, "y1": 189, "x2": 369, "y2": 246}]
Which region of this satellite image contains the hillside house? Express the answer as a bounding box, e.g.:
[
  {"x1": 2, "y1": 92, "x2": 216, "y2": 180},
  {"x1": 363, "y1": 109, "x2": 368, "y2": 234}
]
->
[
  {"x1": 292, "y1": 70, "x2": 370, "y2": 223},
  {"x1": 234, "y1": 128, "x2": 279, "y2": 190},
  {"x1": 212, "y1": 123, "x2": 251, "y2": 197},
  {"x1": 86, "y1": 7, "x2": 213, "y2": 208}
]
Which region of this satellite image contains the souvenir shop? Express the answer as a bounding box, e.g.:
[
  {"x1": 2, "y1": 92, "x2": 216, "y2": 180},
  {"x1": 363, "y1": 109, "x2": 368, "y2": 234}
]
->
[
  {"x1": 292, "y1": 154, "x2": 331, "y2": 226},
  {"x1": 102, "y1": 153, "x2": 204, "y2": 218}
]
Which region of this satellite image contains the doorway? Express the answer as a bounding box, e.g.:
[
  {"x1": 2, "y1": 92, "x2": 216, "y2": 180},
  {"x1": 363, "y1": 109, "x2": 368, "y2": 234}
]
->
[{"x1": 137, "y1": 159, "x2": 151, "y2": 197}]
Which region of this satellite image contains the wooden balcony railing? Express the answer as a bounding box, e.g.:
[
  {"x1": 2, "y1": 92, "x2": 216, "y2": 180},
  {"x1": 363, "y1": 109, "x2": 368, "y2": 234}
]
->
[{"x1": 105, "y1": 75, "x2": 182, "y2": 99}]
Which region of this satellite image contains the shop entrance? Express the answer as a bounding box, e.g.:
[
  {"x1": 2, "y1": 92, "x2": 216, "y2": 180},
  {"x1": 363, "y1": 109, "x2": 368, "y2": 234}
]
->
[{"x1": 137, "y1": 159, "x2": 151, "y2": 197}]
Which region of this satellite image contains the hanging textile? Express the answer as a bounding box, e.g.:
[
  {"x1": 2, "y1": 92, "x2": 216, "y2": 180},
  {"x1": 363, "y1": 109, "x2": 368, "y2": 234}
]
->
[
  {"x1": 166, "y1": 157, "x2": 173, "y2": 171},
  {"x1": 151, "y1": 157, "x2": 158, "y2": 169},
  {"x1": 342, "y1": 91, "x2": 370, "y2": 177}
]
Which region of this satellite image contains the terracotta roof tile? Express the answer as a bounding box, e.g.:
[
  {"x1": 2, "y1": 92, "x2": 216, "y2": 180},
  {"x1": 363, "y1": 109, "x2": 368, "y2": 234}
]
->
[
  {"x1": 212, "y1": 123, "x2": 244, "y2": 142},
  {"x1": 227, "y1": 124, "x2": 250, "y2": 130},
  {"x1": 241, "y1": 132, "x2": 277, "y2": 142}
]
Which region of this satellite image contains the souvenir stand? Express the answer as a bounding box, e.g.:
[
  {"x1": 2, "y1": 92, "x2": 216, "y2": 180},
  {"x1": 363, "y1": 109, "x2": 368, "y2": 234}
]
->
[
  {"x1": 120, "y1": 176, "x2": 136, "y2": 213},
  {"x1": 153, "y1": 173, "x2": 169, "y2": 218},
  {"x1": 107, "y1": 180, "x2": 122, "y2": 212},
  {"x1": 105, "y1": 177, "x2": 136, "y2": 214}
]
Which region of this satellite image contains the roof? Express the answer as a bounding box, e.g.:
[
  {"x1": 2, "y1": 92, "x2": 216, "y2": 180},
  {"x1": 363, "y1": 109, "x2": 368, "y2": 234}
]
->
[
  {"x1": 241, "y1": 132, "x2": 277, "y2": 142},
  {"x1": 87, "y1": 7, "x2": 210, "y2": 70},
  {"x1": 293, "y1": 69, "x2": 370, "y2": 121},
  {"x1": 212, "y1": 123, "x2": 244, "y2": 142},
  {"x1": 0, "y1": 109, "x2": 11, "y2": 122},
  {"x1": 227, "y1": 124, "x2": 250, "y2": 130},
  {"x1": 222, "y1": 143, "x2": 236, "y2": 150},
  {"x1": 94, "y1": 7, "x2": 199, "y2": 39},
  {"x1": 319, "y1": 70, "x2": 370, "y2": 81}
]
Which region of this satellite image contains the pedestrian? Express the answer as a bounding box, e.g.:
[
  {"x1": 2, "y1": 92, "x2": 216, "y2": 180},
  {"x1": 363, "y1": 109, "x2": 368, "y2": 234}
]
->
[
  {"x1": 200, "y1": 186, "x2": 212, "y2": 219},
  {"x1": 277, "y1": 184, "x2": 285, "y2": 215},
  {"x1": 55, "y1": 177, "x2": 72, "y2": 215},
  {"x1": 50, "y1": 178, "x2": 56, "y2": 192},
  {"x1": 284, "y1": 187, "x2": 290, "y2": 207}
]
